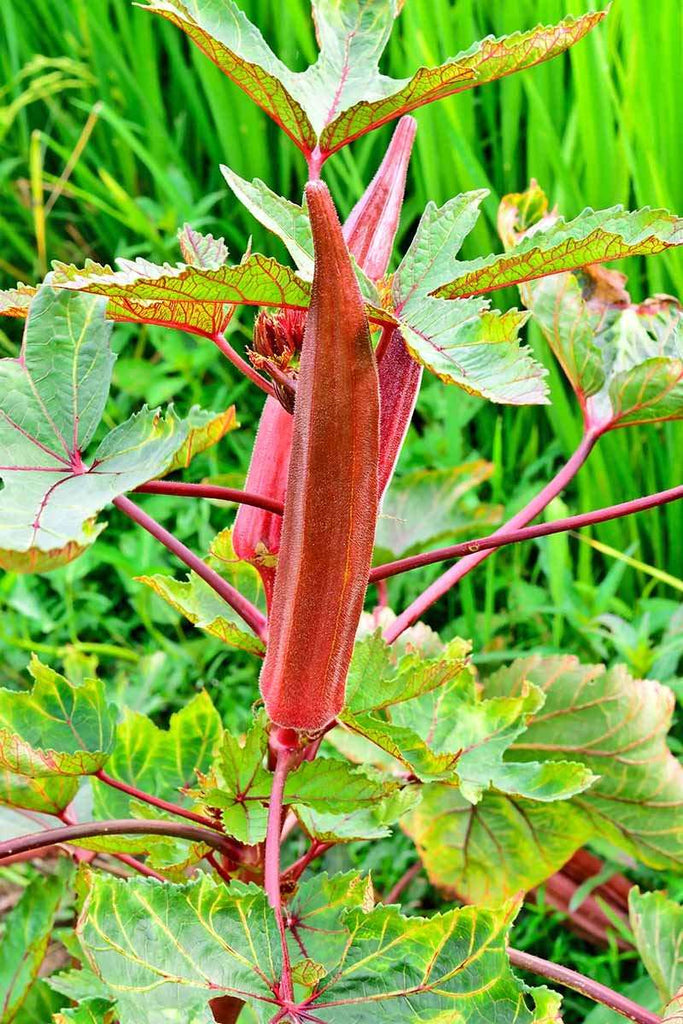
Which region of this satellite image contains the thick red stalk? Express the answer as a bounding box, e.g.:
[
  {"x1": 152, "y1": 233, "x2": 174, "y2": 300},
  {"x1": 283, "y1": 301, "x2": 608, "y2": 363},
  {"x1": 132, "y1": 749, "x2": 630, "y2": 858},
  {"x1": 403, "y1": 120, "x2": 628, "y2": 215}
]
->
[
  {"x1": 507, "y1": 948, "x2": 661, "y2": 1024},
  {"x1": 94, "y1": 768, "x2": 224, "y2": 833},
  {"x1": 370, "y1": 481, "x2": 683, "y2": 582},
  {"x1": 233, "y1": 396, "x2": 294, "y2": 608},
  {"x1": 264, "y1": 741, "x2": 299, "y2": 1004},
  {"x1": 384, "y1": 431, "x2": 599, "y2": 643},
  {"x1": 259, "y1": 182, "x2": 379, "y2": 732},
  {"x1": 135, "y1": 480, "x2": 284, "y2": 515},
  {"x1": 113, "y1": 495, "x2": 267, "y2": 642},
  {"x1": 0, "y1": 820, "x2": 242, "y2": 861}
]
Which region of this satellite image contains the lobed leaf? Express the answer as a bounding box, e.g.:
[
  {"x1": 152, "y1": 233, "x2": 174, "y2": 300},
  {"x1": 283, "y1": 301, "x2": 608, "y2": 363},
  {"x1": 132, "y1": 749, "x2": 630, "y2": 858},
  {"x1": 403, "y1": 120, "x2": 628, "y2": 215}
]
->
[
  {"x1": 393, "y1": 192, "x2": 548, "y2": 404},
  {"x1": 160, "y1": 406, "x2": 238, "y2": 474},
  {"x1": 0, "y1": 283, "x2": 37, "y2": 318},
  {"x1": 0, "y1": 768, "x2": 78, "y2": 815},
  {"x1": 77, "y1": 869, "x2": 556, "y2": 1023},
  {"x1": 0, "y1": 287, "x2": 195, "y2": 572},
  {"x1": 405, "y1": 654, "x2": 683, "y2": 901},
  {"x1": 178, "y1": 224, "x2": 229, "y2": 270},
  {"x1": 438, "y1": 204, "x2": 683, "y2": 300},
  {"x1": 138, "y1": 529, "x2": 267, "y2": 656},
  {"x1": 142, "y1": 0, "x2": 605, "y2": 162},
  {"x1": 0, "y1": 655, "x2": 116, "y2": 778}
]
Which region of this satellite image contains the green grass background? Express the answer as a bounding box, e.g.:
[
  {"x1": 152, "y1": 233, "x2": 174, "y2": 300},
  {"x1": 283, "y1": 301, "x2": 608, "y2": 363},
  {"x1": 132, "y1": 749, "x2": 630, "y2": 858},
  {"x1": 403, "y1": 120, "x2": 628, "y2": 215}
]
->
[{"x1": 0, "y1": 2, "x2": 682, "y2": 1017}]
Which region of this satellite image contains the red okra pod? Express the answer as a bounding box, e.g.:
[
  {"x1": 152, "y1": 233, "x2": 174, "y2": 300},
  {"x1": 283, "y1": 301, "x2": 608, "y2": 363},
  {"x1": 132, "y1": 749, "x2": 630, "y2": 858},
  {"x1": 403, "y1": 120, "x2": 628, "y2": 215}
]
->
[{"x1": 259, "y1": 182, "x2": 380, "y2": 732}]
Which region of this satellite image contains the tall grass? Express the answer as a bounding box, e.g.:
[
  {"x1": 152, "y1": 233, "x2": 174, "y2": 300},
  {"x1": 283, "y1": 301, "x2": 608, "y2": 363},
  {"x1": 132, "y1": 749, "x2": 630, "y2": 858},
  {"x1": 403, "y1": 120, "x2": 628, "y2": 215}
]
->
[{"x1": 0, "y1": 0, "x2": 681, "y2": 614}]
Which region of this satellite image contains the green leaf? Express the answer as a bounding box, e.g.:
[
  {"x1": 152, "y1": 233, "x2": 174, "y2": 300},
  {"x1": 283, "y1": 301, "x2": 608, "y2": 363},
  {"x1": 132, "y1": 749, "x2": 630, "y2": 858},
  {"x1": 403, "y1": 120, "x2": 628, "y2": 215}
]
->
[
  {"x1": 201, "y1": 710, "x2": 409, "y2": 844},
  {"x1": 161, "y1": 405, "x2": 238, "y2": 474},
  {"x1": 88, "y1": 691, "x2": 222, "y2": 854},
  {"x1": 0, "y1": 287, "x2": 192, "y2": 572},
  {"x1": 77, "y1": 870, "x2": 556, "y2": 1023},
  {"x1": 295, "y1": 785, "x2": 421, "y2": 842},
  {"x1": 405, "y1": 654, "x2": 683, "y2": 901},
  {"x1": 438, "y1": 204, "x2": 683, "y2": 300},
  {"x1": 629, "y1": 888, "x2": 683, "y2": 1008},
  {"x1": 142, "y1": 0, "x2": 605, "y2": 161},
  {"x1": 199, "y1": 713, "x2": 271, "y2": 844},
  {"x1": 178, "y1": 225, "x2": 229, "y2": 270},
  {"x1": 53, "y1": 253, "x2": 393, "y2": 327},
  {"x1": 0, "y1": 655, "x2": 116, "y2": 778},
  {"x1": 497, "y1": 184, "x2": 683, "y2": 430},
  {"x1": 53, "y1": 1000, "x2": 117, "y2": 1024},
  {"x1": 0, "y1": 768, "x2": 78, "y2": 814},
  {"x1": 393, "y1": 193, "x2": 548, "y2": 404},
  {"x1": 375, "y1": 461, "x2": 501, "y2": 558},
  {"x1": 0, "y1": 871, "x2": 68, "y2": 1024},
  {"x1": 137, "y1": 529, "x2": 267, "y2": 656}
]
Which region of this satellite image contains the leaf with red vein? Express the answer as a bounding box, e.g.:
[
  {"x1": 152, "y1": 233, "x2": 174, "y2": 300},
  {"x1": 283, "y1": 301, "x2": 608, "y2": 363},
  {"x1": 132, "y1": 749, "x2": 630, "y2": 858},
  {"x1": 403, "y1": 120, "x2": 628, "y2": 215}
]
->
[
  {"x1": 496, "y1": 184, "x2": 683, "y2": 432},
  {"x1": 437, "y1": 204, "x2": 683, "y2": 300},
  {"x1": 142, "y1": 0, "x2": 606, "y2": 165},
  {"x1": 0, "y1": 287, "x2": 205, "y2": 572}
]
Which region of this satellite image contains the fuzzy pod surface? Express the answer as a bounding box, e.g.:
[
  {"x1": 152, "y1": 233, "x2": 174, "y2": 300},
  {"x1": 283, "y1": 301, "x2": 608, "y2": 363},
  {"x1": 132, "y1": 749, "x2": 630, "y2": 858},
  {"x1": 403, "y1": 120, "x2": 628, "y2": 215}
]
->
[{"x1": 259, "y1": 181, "x2": 380, "y2": 732}]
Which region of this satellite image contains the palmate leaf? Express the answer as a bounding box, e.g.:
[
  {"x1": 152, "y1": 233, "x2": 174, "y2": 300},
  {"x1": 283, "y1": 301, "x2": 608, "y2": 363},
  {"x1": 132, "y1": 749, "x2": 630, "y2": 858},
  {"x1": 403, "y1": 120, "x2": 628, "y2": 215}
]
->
[
  {"x1": 161, "y1": 405, "x2": 238, "y2": 474},
  {"x1": 0, "y1": 283, "x2": 36, "y2": 318},
  {"x1": 496, "y1": 184, "x2": 683, "y2": 431},
  {"x1": 138, "y1": 529, "x2": 267, "y2": 655},
  {"x1": 438, "y1": 200, "x2": 683, "y2": 300},
  {"x1": 392, "y1": 191, "x2": 549, "y2": 404},
  {"x1": 200, "y1": 710, "x2": 413, "y2": 844},
  {"x1": 0, "y1": 655, "x2": 116, "y2": 778},
  {"x1": 0, "y1": 871, "x2": 71, "y2": 1024},
  {"x1": 141, "y1": 0, "x2": 605, "y2": 162},
  {"x1": 52, "y1": 253, "x2": 395, "y2": 328},
  {"x1": 404, "y1": 655, "x2": 683, "y2": 902},
  {"x1": 0, "y1": 287, "x2": 194, "y2": 572},
  {"x1": 77, "y1": 869, "x2": 556, "y2": 1024},
  {"x1": 178, "y1": 224, "x2": 229, "y2": 270}
]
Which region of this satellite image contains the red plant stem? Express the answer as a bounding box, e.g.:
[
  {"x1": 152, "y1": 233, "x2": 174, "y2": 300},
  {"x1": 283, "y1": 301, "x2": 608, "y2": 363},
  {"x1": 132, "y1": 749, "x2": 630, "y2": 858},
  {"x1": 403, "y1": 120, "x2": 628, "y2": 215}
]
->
[
  {"x1": 113, "y1": 495, "x2": 267, "y2": 642},
  {"x1": 384, "y1": 431, "x2": 599, "y2": 644},
  {"x1": 94, "y1": 768, "x2": 224, "y2": 833},
  {"x1": 264, "y1": 741, "x2": 299, "y2": 1003},
  {"x1": 371, "y1": 481, "x2": 683, "y2": 583},
  {"x1": 134, "y1": 480, "x2": 284, "y2": 515},
  {"x1": 0, "y1": 820, "x2": 242, "y2": 861},
  {"x1": 212, "y1": 331, "x2": 275, "y2": 399},
  {"x1": 507, "y1": 948, "x2": 661, "y2": 1024},
  {"x1": 281, "y1": 841, "x2": 334, "y2": 884},
  {"x1": 206, "y1": 851, "x2": 234, "y2": 884},
  {"x1": 113, "y1": 852, "x2": 166, "y2": 882},
  {"x1": 381, "y1": 861, "x2": 423, "y2": 905}
]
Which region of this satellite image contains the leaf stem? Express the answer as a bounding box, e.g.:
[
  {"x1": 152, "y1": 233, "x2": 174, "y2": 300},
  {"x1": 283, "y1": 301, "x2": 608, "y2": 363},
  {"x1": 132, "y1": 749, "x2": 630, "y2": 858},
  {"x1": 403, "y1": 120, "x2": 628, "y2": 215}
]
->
[
  {"x1": 265, "y1": 735, "x2": 300, "y2": 1003},
  {"x1": 381, "y1": 861, "x2": 423, "y2": 905},
  {"x1": 134, "y1": 480, "x2": 285, "y2": 515},
  {"x1": 281, "y1": 841, "x2": 334, "y2": 884},
  {"x1": 384, "y1": 430, "x2": 599, "y2": 644},
  {"x1": 113, "y1": 852, "x2": 166, "y2": 881},
  {"x1": 0, "y1": 819, "x2": 243, "y2": 861},
  {"x1": 507, "y1": 947, "x2": 661, "y2": 1024},
  {"x1": 94, "y1": 768, "x2": 224, "y2": 832},
  {"x1": 212, "y1": 331, "x2": 276, "y2": 398},
  {"x1": 370, "y1": 482, "x2": 683, "y2": 583},
  {"x1": 113, "y1": 495, "x2": 268, "y2": 643}
]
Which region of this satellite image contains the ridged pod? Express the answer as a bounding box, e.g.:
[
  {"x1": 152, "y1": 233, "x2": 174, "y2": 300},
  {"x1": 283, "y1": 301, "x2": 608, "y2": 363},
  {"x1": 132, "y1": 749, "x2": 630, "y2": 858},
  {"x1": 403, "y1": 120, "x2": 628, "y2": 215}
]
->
[{"x1": 259, "y1": 181, "x2": 380, "y2": 732}]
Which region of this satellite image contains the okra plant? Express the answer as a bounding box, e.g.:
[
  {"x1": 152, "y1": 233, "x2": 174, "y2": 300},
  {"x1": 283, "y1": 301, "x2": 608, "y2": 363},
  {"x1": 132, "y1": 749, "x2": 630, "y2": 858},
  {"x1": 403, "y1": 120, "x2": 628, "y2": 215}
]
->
[{"x1": 1, "y1": 2, "x2": 682, "y2": 1023}]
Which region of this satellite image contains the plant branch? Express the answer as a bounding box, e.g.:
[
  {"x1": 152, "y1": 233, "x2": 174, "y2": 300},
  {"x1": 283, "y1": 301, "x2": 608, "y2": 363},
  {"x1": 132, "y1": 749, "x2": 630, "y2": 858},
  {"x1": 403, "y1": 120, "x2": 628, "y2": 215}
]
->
[
  {"x1": 113, "y1": 852, "x2": 166, "y2": 881},
  {"x1": 0, "y1": 819, "x2": 244, "y2": 862},
  {"x1": 113, "y1": 495, "x2": 268, "y2": 643},
  {"x1": 212, "y1": 331, "x2": 276, "y2": 398},
  {"x1": 281, "y1": 841, "x2": 334, "y2": 884},
  {"x1": 507, "y1": 948, "x2": 661, "y2": 1024},
  {"x1": 370, "y1": 483, "x2": 683, "y2": 583},
  {"x1": 384, "y1": 431, "x2": 599, "y2": 644},
  {"x1": 94, "y1": 768, "x2": 224, "y2": 832},
  {"x1": 265, "y1": 737, "x2": 300, "y2": 1004},
  {"x1": 134, "y1": 480, "x2": 284, "y2": 515}
]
